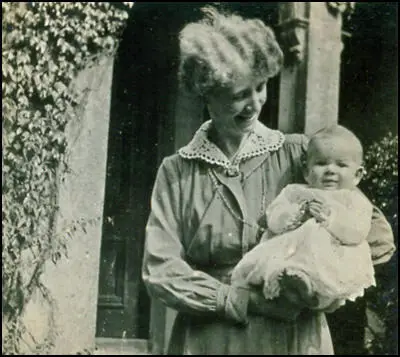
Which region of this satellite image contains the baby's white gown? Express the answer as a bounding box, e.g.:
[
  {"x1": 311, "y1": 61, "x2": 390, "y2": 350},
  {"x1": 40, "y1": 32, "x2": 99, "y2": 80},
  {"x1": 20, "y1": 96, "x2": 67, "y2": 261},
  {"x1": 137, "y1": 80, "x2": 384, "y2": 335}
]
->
[{"x1": 231, "y1": 184, "x2": 376, "y2": 310}]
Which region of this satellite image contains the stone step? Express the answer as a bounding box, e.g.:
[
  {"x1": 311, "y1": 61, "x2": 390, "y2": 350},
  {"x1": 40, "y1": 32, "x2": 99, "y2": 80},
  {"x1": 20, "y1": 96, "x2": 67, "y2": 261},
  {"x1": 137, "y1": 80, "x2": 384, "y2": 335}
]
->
[{"x1": 94, "y1": 338, "x2": 151, "y2": 355}]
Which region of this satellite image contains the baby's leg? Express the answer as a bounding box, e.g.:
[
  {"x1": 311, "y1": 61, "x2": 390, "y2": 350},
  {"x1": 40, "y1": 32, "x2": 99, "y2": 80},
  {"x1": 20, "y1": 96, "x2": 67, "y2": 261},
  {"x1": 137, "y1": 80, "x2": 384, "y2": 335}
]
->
[
  {"x1": 280, "y1": 271, "x2": 319, "y2": 308},
  {"x1": 231, "y1": 244, "x2": 269, "y2": 287}
]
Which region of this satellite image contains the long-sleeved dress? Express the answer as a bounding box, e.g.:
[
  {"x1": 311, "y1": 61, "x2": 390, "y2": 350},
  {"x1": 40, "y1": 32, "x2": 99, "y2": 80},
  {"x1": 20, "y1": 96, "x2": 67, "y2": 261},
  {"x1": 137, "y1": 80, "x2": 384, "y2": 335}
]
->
[
  {"x1": 142, "y1": 120, "x2": 395, "y2": 355},
  {"x1": 231, "y1": 184, "x2": 376, "y2": 312}
]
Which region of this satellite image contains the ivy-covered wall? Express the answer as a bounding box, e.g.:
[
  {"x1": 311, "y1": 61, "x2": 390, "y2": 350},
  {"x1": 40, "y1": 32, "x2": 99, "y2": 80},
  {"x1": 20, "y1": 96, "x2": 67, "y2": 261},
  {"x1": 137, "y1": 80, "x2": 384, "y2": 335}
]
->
[{"x1": 2, "y1": 3, "x2": 133, "y2": 354}]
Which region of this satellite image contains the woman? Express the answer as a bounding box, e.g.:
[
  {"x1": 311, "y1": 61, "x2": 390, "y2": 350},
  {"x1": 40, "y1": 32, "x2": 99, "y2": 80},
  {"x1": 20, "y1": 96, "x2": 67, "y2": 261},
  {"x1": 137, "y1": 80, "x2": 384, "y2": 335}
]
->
[{"x1": 142, "y1": 6, "x2": 395, "y2": 355}]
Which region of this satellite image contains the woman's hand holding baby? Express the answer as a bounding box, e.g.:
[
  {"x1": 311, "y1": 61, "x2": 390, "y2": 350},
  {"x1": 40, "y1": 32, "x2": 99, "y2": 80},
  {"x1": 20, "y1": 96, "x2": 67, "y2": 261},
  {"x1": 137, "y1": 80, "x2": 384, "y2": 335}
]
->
[{"x1": 247, "y1": 287, "x2": 305, "y2": 322}]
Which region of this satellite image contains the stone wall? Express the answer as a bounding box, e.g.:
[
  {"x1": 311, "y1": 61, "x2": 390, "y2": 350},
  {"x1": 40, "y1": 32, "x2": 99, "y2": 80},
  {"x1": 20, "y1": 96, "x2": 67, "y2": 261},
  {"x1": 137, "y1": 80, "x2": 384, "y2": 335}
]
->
[{"x1": 22, "y1": 57, "x2": 114, "y2": 354}]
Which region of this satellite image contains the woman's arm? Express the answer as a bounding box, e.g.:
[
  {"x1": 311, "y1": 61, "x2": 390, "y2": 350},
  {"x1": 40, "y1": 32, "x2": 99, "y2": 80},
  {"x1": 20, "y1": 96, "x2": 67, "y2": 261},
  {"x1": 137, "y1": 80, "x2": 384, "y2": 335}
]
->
[
  {"x1": 353, "y1": 188, "x2": 396, "y2": 264},
  {"x1": 142, "y1": 157, "x2": 249, "y2": 324},
  {"x1": 142, "y1": 157, "x2": 303, "y2": 324},
  {"x1": 367, "y1": 205, "x2": 396, "y2": 265}
]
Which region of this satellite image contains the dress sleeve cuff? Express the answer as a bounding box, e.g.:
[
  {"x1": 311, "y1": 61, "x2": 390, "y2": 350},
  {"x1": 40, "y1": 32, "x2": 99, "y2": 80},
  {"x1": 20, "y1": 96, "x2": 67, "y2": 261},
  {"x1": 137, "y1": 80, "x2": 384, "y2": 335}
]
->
[{"x1": 217, "y1": 284, "x2": 250, "y2": 325}]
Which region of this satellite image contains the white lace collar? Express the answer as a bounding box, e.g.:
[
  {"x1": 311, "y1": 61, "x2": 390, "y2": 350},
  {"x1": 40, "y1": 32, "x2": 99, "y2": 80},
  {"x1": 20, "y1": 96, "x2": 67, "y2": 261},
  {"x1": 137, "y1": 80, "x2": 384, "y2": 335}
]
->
[{"x1": 178, "y1": 120, "x2": 285, "y2": 169}]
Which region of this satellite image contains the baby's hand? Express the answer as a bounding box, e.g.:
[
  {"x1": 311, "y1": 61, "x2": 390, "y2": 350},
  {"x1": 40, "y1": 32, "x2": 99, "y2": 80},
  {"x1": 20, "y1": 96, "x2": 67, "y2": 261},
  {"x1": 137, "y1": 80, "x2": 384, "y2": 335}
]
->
[
  {"x1": 308, "y1": 199, "x2": 331, "y2": 223},
  {"x1": 298, "y1": 200, "x2": 312, "y2": 222}
]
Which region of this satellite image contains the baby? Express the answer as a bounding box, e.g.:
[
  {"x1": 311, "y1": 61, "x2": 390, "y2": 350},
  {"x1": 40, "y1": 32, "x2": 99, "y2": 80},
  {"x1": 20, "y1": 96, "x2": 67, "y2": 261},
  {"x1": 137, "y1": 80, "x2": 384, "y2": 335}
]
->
[{"x1": 231, "y1": 125, "x2": 376, "y2": 311}]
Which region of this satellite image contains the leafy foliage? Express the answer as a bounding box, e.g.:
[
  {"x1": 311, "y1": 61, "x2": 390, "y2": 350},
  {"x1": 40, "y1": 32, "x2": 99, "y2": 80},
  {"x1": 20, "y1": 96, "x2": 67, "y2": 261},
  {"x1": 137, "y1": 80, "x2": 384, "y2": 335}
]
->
[
  {"x1": 2, "y1": 2, "x2": 133, "y2": 354},
  {"x1": 362, "y1": 132, "x2": 398, "y2": 222},
  {"x1": 361, "y1": 132, "x2": 398, "y2": 355}
]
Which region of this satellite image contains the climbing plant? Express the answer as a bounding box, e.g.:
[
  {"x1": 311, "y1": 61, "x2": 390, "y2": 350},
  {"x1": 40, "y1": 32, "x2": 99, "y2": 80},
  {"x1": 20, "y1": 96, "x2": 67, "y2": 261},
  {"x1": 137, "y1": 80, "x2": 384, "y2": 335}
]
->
[
  {"x1": 361, "y1": 132, "x2": 398, "y2": 355},
  {"x1": 2, "y1": 2, "x2": 133, "y2": 354}
]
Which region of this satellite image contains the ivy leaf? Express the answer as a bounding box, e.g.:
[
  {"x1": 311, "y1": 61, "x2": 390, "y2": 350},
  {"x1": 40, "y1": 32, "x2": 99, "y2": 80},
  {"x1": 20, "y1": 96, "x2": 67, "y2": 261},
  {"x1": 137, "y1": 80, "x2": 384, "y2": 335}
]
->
[
  {"x1": 23, "y1": 64, "x2": 33, "y2": 78},
  {"x1": 17, "y1": 95, "x2": 29, "y2": 107},
  {"x1": 54, "y1": 81, "x2": 67, "y2": 95},
  {"x1": 3, "y1": 63, "x2": 16, "y2": 81},
  {"x1": 37, "y1": 40, "x2": 47, "y2": 54}
]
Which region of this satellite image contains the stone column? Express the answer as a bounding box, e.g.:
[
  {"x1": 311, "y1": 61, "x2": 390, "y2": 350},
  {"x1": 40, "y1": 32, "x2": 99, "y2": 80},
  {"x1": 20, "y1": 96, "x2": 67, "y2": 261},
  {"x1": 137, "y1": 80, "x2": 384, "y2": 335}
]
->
[
  {"x1": 21, "y1": 56, "x2": 114, "y2": 355},
  {"x1": 277, "y1": 2, "x2": 354, "y2": 135}
]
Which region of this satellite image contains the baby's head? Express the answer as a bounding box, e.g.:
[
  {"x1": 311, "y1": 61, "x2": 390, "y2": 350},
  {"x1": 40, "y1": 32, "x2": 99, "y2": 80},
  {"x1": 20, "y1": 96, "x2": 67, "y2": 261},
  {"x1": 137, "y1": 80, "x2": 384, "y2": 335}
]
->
[{"x1": 304, "y1": 125, "x2": 364, "y2": 190}]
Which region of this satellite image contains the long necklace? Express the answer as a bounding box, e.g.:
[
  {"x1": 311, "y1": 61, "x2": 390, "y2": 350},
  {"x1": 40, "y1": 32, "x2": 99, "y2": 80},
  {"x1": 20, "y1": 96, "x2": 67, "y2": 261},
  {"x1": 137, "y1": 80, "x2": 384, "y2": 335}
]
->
[
  {"x1": 226, "y1": 134, "x2": 252, "y2": 177},
  {"x1": 208, "y1": 168, "x2": 267, "y2": 236},
  {"x1": 209, "y1": 126, "x2": 250, "y2": 177}
]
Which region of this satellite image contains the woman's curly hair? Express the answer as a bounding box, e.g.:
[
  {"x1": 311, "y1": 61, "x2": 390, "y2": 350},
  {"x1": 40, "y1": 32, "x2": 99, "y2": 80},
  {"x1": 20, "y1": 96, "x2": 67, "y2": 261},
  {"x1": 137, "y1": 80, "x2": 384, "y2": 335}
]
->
[{"x1": 178, "y1": 6, "x2": 284, "y2": 96}]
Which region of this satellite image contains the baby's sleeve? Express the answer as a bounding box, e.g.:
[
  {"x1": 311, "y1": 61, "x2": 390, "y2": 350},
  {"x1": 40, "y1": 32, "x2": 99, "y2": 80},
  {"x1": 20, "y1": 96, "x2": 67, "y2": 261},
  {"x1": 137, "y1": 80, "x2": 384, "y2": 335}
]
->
[
  {"x1": 323, "y1": 191, "x2": 373, "y2": 245},
  {"x1": 266, "y1": 185, "x2": 309, "y2": 235}
]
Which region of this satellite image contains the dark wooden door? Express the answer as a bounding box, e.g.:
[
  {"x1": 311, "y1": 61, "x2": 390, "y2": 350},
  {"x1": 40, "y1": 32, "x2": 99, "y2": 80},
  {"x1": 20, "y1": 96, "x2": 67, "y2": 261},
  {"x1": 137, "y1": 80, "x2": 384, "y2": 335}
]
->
[
  {"x1": 95, "y1": 50, "x2": 156, "y2": 338},
  {"x1": 95, "y1": 4, "x2": 182, "y2": 339}
]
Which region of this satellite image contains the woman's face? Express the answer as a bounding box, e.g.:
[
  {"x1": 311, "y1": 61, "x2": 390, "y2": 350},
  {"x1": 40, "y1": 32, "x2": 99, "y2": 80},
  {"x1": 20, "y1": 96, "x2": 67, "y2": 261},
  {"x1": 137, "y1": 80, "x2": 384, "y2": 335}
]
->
[{"x1": 206, "y1": 69, "x2": 267, "y2": 138}]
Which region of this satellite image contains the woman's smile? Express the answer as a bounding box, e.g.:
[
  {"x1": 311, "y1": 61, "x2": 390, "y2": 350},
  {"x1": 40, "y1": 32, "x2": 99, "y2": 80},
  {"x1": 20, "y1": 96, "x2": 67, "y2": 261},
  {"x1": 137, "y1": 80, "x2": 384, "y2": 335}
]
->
[{"x1": 234, "y1": 112, "x2": 259, "y2": 129}]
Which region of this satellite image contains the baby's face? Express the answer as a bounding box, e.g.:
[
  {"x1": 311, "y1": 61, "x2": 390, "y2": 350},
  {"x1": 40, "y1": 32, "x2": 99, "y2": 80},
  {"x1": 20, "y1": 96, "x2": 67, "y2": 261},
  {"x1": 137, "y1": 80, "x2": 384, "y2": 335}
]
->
[{"x1": 305, "y1": 140, "x2": 363, "y2": 190}]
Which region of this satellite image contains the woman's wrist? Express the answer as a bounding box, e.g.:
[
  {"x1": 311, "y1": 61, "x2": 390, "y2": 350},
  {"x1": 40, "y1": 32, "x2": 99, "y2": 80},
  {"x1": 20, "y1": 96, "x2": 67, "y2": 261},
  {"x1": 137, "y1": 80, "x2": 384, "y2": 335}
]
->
[
  {"x1": 217, "y1": 284, "x2": 250, "y2": 325},
  {"x1": 216, "y1": 284, "x2": 306, "y2": 324}
]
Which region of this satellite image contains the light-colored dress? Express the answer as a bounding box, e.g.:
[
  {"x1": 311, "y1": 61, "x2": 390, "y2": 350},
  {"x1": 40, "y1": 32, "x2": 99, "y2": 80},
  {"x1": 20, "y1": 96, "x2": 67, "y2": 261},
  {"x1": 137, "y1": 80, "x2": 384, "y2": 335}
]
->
[
  {"x1": 142, "y1": 120, "x2": 394, "y2": 355},
  {"x1": 231, "y1": 184, "x2": 376, "y2": 311}
]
